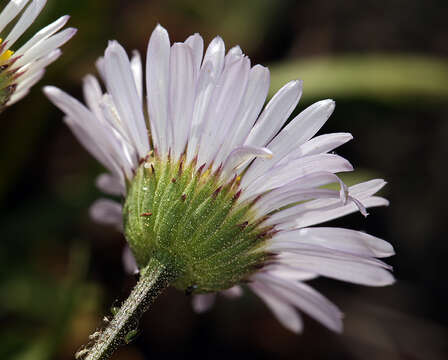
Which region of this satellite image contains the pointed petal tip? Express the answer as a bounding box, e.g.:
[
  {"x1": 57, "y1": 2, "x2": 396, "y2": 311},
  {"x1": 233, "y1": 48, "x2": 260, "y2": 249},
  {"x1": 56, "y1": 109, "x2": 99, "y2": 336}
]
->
[
  {"x1": 252, "y1": 63, "x2": 269, "y2": 72},
  {"x1": 208, "y1": 36, "x2": 225, "y2": 51},
  {"x1": 332, "y1": 321, "x2": 344, "y2": 334},
  {"x1": 66, "y1": 27, "x2": 78, "y2": 37},
  {"x1": 105, "y1": 39, "x2": 121, "y2": 52},
  {"x1": 60, "y1": 14, "x2": 70, "y2": 22},
  {"x1": 42, "y1": 85, "x2": 59, "y2": 97},
  {"x1": 151, "y1": 24, "x2": 169, "y2": 40},
  {"x1": 155, "y1": 23, "x2": 167, "y2": 32}
]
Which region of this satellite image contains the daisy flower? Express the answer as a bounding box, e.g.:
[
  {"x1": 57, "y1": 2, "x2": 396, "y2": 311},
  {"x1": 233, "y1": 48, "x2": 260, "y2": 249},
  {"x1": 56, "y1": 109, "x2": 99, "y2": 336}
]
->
[
  {"x1": 0, "y1": 0, "x2": 75, "y2": 109},
  {"x1": 45, "y1": 24, "x2": 394, "y2": 342}
]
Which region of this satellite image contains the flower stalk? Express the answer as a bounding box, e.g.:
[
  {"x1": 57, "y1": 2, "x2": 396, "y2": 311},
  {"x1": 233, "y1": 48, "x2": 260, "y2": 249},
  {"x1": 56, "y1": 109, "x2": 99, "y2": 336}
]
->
[{"x1": 80, "y1": 258, "x2": 176, "y2": 360}]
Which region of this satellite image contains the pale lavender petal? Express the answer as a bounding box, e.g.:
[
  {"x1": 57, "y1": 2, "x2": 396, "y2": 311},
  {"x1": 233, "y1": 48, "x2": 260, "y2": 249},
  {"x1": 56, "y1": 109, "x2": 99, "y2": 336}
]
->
[
  {"x1": 197, "y1": 56, "x2": 250, "y2": 167},
  {"x1": 222, "y1": 145, "x2": 272, "y2": 176},
  {"x1": 298, "y1": 132, "x2": 353, "y2": 157},
  {"x1": 255, "y1": 172, "x2": 348, "y2": 214},
  {"x1": 241, "y1": 154, "x2": 353, "y2": 201},
  {"x1": 244, "y1": 80, "x2": 302, "y2": 148},
  {"x1": 130, "y1": 50, "x2": 143, "y2": 102},
  {"x1": 14, "y1": 27, "x2": 77, "y2": 68},
  {"x1": 221, "y1": 286, "x2": 243, "y2": 299},
  {"x1": 184, "y1": 33, "x2": 204, "y2": 74},
  {"x1": 4, "y1": 0, "x2": 46, "y2": 49},
  {"x1": 192, "y1": 293, "x2": 216, "y2": 313},
  {"x1": 95, "y1": 173, "x2": 124, "y2": 196},
  {"x1": 0, "y1": 0, "x2": 29, "y2": 34},
  {"x1": 89, "y1": 199, "x2": 123, "y2": 230},
  {"x1": 253, "y1": 273, "x2": 343, "y2": 332},
  {"x1": 250, "y1": 281, "x2": 303, "y2": 333},
  {"x1": 214, "y1": 65, "x2": 270, "y2": 164},
  {"x1": 169, "y1": 43, "x2": 195, "y2": 158},
  {"x1": 122, "y1": 246, "x2": 139, "y2": 275},
  {"x1": 270, "y1": 227, "x2": 395, "y2": 258},
  {"x1": 15, "y1": 15, "x2": 70, "y2": 57},
  {"x1": 268, "y1": 180, "x2": 388, "y2": 228},
  {"x1": 146, "y1": 24, "x2": 171, "y2": 155},
  {"x1": 275, "y1": 252, "x2": 395, "y2": 286},
  {"x1": 104, "y1": 41, "x2": 149, "y2": 159},
  {"x1": 245, "y1": 100, "x2": 336, "y2": 182}
]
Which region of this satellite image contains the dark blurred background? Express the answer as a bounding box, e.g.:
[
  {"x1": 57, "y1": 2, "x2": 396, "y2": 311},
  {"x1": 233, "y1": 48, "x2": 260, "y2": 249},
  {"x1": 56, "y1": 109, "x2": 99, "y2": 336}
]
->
[{"x1": 1, "y1": 0, "x2": 447, "y2": 359}]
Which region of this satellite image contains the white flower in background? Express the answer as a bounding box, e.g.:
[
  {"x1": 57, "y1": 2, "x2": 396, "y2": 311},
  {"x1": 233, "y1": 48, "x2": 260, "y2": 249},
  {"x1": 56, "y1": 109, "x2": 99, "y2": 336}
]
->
[
  {"x1": 0, "y1": 0, "x2": 75, "y2": 109},
  {"x1": 44, "y1": 24, "x2": 395, "y2": 334}
]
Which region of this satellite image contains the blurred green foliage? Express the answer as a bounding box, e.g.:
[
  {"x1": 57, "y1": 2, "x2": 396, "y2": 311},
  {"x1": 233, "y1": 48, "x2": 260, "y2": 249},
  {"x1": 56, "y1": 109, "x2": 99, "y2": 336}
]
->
[{"x1": 270, "y1": 55, "x2": 448, "y2": 104}]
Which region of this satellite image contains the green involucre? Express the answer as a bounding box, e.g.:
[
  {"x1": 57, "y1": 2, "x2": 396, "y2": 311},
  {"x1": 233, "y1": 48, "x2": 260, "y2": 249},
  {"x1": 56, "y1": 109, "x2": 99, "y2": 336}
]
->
[
  {"x1": 0, "y1": 63, "x2": 16, "y2": 109},
  {"x1": 123, "y1": 155, "x2": 274, "y2": 293}
]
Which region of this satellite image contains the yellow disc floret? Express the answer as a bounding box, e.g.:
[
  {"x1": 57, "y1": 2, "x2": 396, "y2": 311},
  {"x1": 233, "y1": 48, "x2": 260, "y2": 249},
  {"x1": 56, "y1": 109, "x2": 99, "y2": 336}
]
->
[{"x1": 0, "y1": 39, "x2": 14, "y2": 63}]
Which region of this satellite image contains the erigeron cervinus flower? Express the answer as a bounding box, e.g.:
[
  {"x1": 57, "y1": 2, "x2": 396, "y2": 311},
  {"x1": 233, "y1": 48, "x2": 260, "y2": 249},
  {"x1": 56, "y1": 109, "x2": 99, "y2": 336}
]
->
[
  {"x1": 45, "y1": 24, "x2": 394, "y2": 338},
  {"x1": 0, "y1": 0, "x2": 75, "y2": 110}
]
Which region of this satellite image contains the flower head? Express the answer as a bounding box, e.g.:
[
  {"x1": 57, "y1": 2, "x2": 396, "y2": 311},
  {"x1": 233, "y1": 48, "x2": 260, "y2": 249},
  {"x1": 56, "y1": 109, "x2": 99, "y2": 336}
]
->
[
  {"x1": 44, "y1": 24, "x2": 394, "y2": 333},
  {"x1": 0, "y1": 0, "x2": 75, "y2": 109}
]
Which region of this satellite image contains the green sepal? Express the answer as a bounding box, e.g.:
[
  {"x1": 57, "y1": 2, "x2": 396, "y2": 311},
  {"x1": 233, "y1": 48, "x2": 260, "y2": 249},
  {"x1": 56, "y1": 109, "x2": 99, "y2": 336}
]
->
[{"x1": 123, "y1": 156, "x2": 274, "y2": 294}]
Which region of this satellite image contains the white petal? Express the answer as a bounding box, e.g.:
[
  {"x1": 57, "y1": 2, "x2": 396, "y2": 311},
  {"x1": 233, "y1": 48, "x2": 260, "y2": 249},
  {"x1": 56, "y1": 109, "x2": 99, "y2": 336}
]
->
[
  {"x1": 250, "y1": 281, "x2": 303, "y2": 333},
  {"x1": 270, "y1": 227, "x2": 395, "y2": 258},
  {"x1": 82, "y1": 74, "x2": 104, "y2": 120},
  {"x1": 104, "y1": 41, "x2": 149, "y2": 159},
  {"x1": 43, "y1": 86, "x2": 127, "y2": 182},
  {"x1": 288, "y1": 196, "x2": 388, "y2": 229},
  {"x1": 255, "y1": 172, "x2": 348, "y2": 214},
  {"x1": 89, "y1": 199, "x2": 123, "y2": 230},
  {"x1": 275, "y1": 251, "x2": 395, "y2": 286},
  {"x1": 244, "y1": 80, "x2": 302, "y2": 148},
  {"x1": 4, "y1": 0, "x2": 47, "y2": 49},
  {"x1": 215, "y1": 64, "x2": 270, "y2": 163},
  {"x1": 224, "y1": 45, "x2": 243, "y2": 67},
  {"x1": 349, "y1": 179, "x2": 387, "y2": 198},
  {"x1": 298, "y1": 132, "x2": 353, "y2": 157},
  {"x1": 202, "y1": 36, "x2": 225, "y2": 75},
  {"x1": 270, "y1": 99, "x2": 335, "y2": 157},
  {"x1": 256, "y1": 188, "x2": 342, "y2": 216},
  {"x1": 269, "y1": 180, "x2": 388, "y2": 228},
  {"x1": 245, "y1": 100, "x2": 336, "y2": 183},
  {"x1": 14, "y1": 68, "x2": 44, "y2": 92},
  {"x1": 254, "y1": 273, "x2": 343, "y2": 332},
  {"x1": 14, "y1": 27, "x2": 77, "y2": 68},
  {"x1": 6, "y1": 88, "x2": 29, "y2": 105},
  {"x1": 169, "y1": 42, "x2": 195, "y2": 158},
  {"x1": 196, "y1": 56, "x2": 250, "y2": 167},
  {"x1": 0, "y1": 0, "x2": 29, "y2": 34},
  {"x1": 63, "y1": 115, "x2": 120, "y2": 178},
  {"x1": 241, "y1": 153, "x2": 353, "y2": 201},
  {"x1": 184, "y1": 33, "x2": 203, "y2": 74},
  {"x1": 146, "y1": 24, "x2": 171, "y2": 155},
  {"x1": 95, "y1": 56, "x2": 106, "y2": 81},
  {"x1": 264, "y1": 264, "x2": 318, "y2": 281},
  {"x1": 192, "y1": 293, "x2": 216, "y2": 313},
  {"x1": 186, "y1": 36, "x2": 225, "y2": 164},
  {"x1": 18, "y1": 48, "x2": 61, "y2": 81},
  {"x1": 130, "y1": 50, "x2": 143, "y2": 102},
  {"x1": 222, "y1": 145, "x2": 272, "y2": 175},
  {"x1": 14, "y1": 15, "x2": 70, "y2": 57}
]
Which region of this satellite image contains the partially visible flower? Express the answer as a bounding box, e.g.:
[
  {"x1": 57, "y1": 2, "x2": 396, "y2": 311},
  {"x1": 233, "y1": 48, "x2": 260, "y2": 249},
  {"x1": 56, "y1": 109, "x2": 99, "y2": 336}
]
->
[
  {"x1": 45, "y1": 24, "x2": 395, "y2": 334},
  {"x1": 0, "y1": 0, "x2": 75, "y2": 109}
]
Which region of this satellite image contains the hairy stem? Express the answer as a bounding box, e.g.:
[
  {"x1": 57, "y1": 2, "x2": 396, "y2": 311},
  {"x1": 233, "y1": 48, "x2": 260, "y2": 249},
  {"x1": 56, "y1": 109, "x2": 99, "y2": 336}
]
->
[{"x1": 80, "y1": 258, "x2": 175, "y2": 360}]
